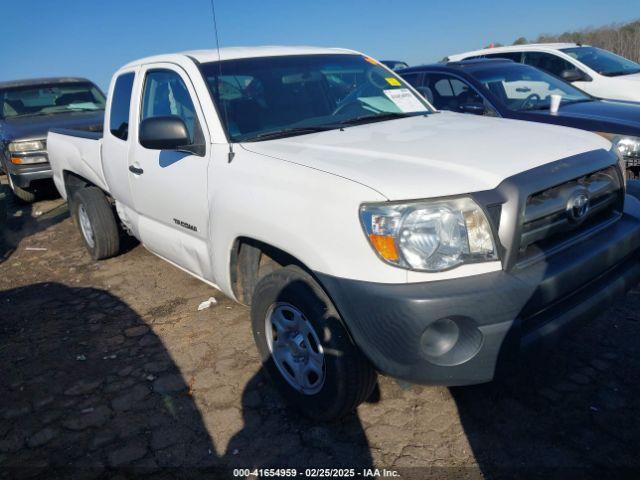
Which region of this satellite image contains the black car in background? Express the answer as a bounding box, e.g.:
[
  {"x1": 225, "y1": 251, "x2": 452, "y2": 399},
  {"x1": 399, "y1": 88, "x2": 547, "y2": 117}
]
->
[
  {"x1": 399, "y1": 59, "x2": 640, "y2": 177},
  {"x1": 0, "y1": 77, "x2": 105, "y2": 202}
]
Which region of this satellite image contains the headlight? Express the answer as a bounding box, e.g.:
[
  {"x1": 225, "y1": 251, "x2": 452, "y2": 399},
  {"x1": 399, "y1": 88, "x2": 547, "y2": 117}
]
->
[
  {"x1": 597, "y1": 133, "x2": 640, "y2": 161},
  {"x1": 597, "y1": 133, "x2": 640, "y2": 184},
  {"x1": 360, "y1": 197, "x2": 497, "y2": 272},
  {"x1": 8, "y1": 140, "x2": 46, "y2": 153},
  {"x1": 616, "y1": 137, "x2": 640, "y2": 160}
]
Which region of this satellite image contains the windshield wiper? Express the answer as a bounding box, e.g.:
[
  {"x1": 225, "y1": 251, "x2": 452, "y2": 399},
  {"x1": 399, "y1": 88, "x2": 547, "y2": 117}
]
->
[
  {"x1": 14, "y1": 111, "x2": 51, "y2": 118},
  {"x1": 336, "y1": 111, "x2": 421, "y2": 127},
  {"x1": 244, "y1": 112, "x2": 425, "y2": 142},
  {"x1": 248, "y1": 125, "x2": 340, "y2": 141},
  {"x1": 523, "y1": 98, "x2": 592, "y2": 111}
]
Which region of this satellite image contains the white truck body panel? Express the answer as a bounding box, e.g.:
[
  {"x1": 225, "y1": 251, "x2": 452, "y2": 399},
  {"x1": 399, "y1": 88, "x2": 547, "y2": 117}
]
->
[{"x1": 48, "y1": 132, "x2": 107, "y2": 198}]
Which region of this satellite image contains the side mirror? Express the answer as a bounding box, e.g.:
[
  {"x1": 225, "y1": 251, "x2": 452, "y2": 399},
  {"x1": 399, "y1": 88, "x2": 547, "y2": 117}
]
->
[
  {"x1": 459, "y1": 102, "x2": 486, "y2": 115},
  {"x1": 561, "y1": 69, "x2": 588, "y2": 82},
  {"x1": 139, "y1": 116, "x2": 190, "y2": 151}
]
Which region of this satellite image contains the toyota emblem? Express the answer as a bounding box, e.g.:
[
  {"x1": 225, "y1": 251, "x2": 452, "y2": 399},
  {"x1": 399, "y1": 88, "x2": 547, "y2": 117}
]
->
[{"x1": 567, "y1": 191, "x2": 590, "y2": 222}]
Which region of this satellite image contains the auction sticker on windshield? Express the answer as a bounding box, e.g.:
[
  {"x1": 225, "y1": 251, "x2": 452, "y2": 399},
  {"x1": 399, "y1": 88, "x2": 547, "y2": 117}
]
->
[{"x1": 383, "y1": 88, "x2": 426, "y2": 113}]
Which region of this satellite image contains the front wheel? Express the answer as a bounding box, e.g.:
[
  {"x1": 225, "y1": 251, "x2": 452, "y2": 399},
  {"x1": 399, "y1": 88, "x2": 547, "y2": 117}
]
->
[
  {"x1": 251, "y1": 265, "x2": 376, "y2": 421},
  {"x1": 73, "y1": 187, "x2": 120, "y2": 260}
]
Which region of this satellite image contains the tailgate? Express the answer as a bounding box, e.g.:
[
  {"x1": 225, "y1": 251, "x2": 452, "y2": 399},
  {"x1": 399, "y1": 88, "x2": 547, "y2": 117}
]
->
[{"x1": 47, "y1": 130, "x2": 109, "y2": 195}]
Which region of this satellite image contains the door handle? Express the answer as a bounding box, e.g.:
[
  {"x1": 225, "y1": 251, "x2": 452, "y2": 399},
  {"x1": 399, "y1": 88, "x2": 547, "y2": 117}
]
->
[
  {"x1": 516, "y1": 87, "x2": 531, "y2": 93},
  {"x1": 129, "y1": 165, "x2": 144, "y2": 175}
]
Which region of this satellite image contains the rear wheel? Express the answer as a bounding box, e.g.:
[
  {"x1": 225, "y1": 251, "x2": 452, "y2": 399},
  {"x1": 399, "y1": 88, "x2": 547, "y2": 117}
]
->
[
  {"x1": 251, "y1": 265, "x2": 376, "y2": 421},
  {"x1": 73, "y1": 187, "x2": 120, "y2": 260}
]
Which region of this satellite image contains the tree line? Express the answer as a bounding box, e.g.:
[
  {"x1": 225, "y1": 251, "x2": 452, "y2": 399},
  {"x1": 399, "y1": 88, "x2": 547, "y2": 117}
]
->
[{"x1": 511, "y1": 19, "x2": 640, "y2": 62}]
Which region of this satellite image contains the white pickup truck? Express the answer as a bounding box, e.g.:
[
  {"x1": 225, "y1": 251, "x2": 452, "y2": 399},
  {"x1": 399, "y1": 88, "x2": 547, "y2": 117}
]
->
[{"x1": 48, "y1": 46, "x2": 640, "y2": 420}]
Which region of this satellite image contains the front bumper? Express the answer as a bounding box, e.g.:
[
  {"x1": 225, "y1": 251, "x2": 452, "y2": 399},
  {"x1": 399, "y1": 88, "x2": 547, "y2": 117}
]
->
[
  {"x1": 317, "y1": 211, "x2": 640, "y2": 386},
  {"x1": 7, "y1": 164, "x2": 52, "y2": 188}
]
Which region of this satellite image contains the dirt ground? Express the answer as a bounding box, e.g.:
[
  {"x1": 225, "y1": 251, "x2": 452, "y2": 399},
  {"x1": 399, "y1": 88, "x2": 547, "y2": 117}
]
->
[{"x1": 1, "y1": 182, "x2": 639, "y2": 479}]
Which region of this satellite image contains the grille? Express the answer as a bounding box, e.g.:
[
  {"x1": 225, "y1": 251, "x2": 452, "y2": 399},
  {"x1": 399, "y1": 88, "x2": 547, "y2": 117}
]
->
[
  {"x1": 518, "y1": 166, "x2": 623, "y2": 264},
  {"x1": 626, "y1": 157, "x2": 640, "y2": 168}
]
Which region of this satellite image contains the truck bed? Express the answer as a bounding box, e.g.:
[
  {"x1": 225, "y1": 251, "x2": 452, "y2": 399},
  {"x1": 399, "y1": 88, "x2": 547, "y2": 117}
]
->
[{"x1": 47, "y1": 128, "x2": 108, "y2": 199}]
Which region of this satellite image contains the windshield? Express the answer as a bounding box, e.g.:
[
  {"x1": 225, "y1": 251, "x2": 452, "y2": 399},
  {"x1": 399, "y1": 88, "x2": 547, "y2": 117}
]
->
[
  {"x1": 0, "y1": 82, "x2": 105, "y2": 119},
  {"x1": 472, "y1": 64, "x2": 591, "y2": 111},
  {"x1": 561, "y1": 46, "x2": 640, "y2": 77},
  {"x1": 200, "y1": 54, "x2": 431, "y2": 142}
]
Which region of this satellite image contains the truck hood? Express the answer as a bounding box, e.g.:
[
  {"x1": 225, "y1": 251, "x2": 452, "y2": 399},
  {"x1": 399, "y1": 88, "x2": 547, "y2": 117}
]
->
[
  {"x1": 1, "y1": 110, "x2": 103, "y2": 143},
  {"x1": 241, "y1": 112, "x2": 611, "y2": 200}
]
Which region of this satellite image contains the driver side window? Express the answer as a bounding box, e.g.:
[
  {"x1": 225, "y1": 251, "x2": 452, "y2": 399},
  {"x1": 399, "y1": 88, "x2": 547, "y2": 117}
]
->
[
  {"x1": 423, "y1": 74, "x2": 494, "y2": 114},
  {"x1": 140, "y1": 69, "x2": 202, "y2": 145},
  {"x1": 523, "y1": 52, "x2": 579, "y2": 78}
]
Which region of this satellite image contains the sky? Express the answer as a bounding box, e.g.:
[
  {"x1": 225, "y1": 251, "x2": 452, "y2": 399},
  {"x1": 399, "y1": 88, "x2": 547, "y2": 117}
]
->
[{"x1": 1, "y1": 0, "x2": 638, "y2": 90}]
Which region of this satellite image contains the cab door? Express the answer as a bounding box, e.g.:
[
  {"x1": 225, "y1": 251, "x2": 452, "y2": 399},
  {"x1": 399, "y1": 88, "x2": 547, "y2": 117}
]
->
[
  {"x1": 102, "y1": 68, "x2": 138, "y2": 233},
  {"x1": 129, "y1": 63, "x2": 212, "y2": 279}
]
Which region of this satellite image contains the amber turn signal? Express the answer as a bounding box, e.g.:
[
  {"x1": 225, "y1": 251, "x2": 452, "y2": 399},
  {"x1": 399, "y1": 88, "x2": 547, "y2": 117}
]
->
[{"x1": 368, "y1": 234, "x2": 399, "y2": 261}]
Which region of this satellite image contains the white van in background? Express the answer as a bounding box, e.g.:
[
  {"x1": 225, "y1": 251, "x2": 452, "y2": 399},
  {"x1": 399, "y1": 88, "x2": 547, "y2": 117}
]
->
[{"x1": 446, "y1": 43, "x2": 640, "y2": 102}]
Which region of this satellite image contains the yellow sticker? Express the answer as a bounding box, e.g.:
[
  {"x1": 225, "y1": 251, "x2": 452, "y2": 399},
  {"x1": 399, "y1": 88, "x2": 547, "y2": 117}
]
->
[
  {"x1": 385, "y1": 77, "x2": 401, "y2": 86},
  {"x1": 364, "y1": 56, "x2": 378, "y2": 65}
]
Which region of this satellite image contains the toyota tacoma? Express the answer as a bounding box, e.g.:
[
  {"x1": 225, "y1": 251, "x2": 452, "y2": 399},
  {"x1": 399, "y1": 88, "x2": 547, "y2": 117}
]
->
[{"x1": 47, "y1": 47, "x2": 640, "y2": 420}]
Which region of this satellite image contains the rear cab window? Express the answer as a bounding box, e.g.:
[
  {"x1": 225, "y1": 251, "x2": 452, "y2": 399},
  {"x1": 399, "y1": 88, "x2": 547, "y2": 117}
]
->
[{"x1": 109, "y1": 73, "x2": 135, "y2": 140}]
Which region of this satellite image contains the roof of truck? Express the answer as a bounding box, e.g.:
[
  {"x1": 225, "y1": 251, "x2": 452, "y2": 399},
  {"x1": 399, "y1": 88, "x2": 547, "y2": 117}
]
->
[
  {"x1": 0, "y1": 77, "x2": 94, "y2": 90},
  {"x1": 446, "y1": 43, "x2": 585, "y2": 61},
  {"x1": 123, "y1": 46, "x2": 360, "y2": 68}
]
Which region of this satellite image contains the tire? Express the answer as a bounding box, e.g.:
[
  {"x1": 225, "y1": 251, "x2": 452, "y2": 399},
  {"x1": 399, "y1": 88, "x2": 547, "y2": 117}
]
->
[
  {"x1": 73, "y1": 187, "x2": 120, "y2": 260},
  {"x1": 7, "y1": 175, "x2": 37, "y2": 203},
  {"x1": 251, "y1": 265, "x2": 376, "y2": 421}
]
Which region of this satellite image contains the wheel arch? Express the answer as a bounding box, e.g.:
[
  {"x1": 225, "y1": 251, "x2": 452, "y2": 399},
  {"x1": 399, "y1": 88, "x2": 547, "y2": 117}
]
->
[
  {"x1": 229, "y1": 236, "x2": 311, "y2": 306},
  {"x1": 63, "y1": 170, "x2": 94, "y2": 200}
]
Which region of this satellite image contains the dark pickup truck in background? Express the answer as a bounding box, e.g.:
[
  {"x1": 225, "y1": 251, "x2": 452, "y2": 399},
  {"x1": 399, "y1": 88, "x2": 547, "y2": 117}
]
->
[{"x1": 0, "y1": 77, "x2": 105, "y2": 202}]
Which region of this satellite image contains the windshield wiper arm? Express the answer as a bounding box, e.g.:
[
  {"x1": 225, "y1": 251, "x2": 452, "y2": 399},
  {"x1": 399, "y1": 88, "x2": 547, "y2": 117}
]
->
[
  {"x1": 336, "y1": 111, "x2": 419, "y2": 126},
  {"x1": 248, "y1": 125, "x2": 340, "y2": 141},
  {"x1": 245, "y1": 112, "x2": 425, "y2": 141},
  {"x1": 15, "y1": 111, "x2": 51, "y2": 118},
  {"x1": 525, "y1": 98, "x2": 593, "y2": 111}
]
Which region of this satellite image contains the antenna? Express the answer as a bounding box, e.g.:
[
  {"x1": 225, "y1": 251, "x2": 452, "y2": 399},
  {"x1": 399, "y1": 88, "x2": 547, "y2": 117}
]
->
[
  {"x1": 208, "y1": 0, "x2": 235, "y2": 162},
  {"x1": 209, "y1": 0, "x2": 222, "y2": 63}
]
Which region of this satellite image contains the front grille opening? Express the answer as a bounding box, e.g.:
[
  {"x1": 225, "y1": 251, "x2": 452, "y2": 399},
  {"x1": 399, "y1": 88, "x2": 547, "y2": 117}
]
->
[
  {"x1": 624, "y1": 156, "x2": 640, "y2": 179},
  {"x1": 518, "y1": 166, "x2": 623, "y2": 265}
]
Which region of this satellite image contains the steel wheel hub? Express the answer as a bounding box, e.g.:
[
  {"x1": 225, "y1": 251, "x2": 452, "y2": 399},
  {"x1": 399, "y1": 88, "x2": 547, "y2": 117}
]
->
[
  {"x1": 78, "y1": 204, "x2": 95, "y2": 249},
  {"x1": 265, "y1": 302, "x2": 325, "y2": 395}
]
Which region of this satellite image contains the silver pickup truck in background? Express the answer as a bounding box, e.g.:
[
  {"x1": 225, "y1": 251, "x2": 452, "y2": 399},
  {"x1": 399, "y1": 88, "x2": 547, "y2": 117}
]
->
[{"x1": 0, "y1": 77, "x2": 105, "y2": 202}]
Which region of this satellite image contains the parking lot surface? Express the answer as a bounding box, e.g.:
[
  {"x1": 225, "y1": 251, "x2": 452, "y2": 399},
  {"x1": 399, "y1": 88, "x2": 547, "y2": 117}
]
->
[{"x1": 1, "y1": 189, "x2": 639, "y2": 479}]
